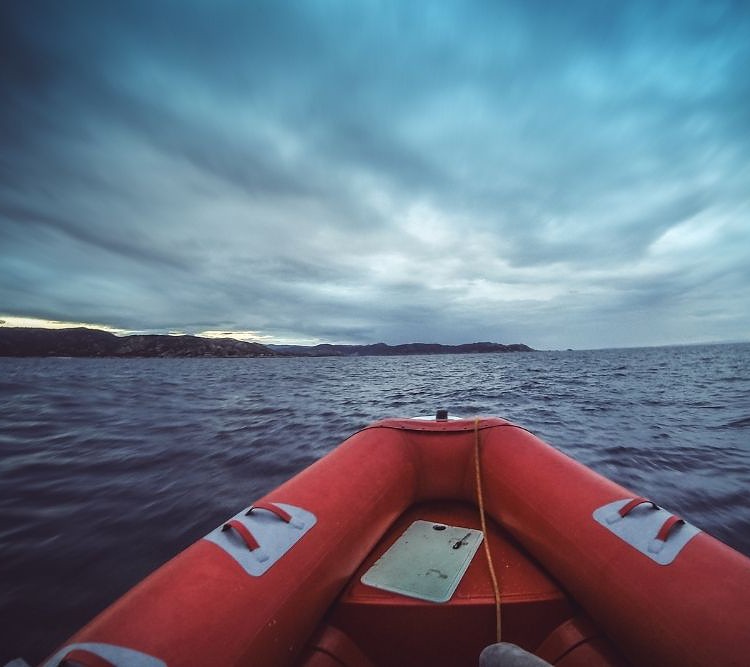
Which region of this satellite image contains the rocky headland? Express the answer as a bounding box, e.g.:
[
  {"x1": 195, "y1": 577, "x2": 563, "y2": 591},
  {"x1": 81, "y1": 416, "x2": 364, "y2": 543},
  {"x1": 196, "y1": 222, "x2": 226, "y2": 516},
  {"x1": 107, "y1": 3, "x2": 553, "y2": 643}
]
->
[{"x1": 0, "y1": 327, "x2": 276, "y2": 358}]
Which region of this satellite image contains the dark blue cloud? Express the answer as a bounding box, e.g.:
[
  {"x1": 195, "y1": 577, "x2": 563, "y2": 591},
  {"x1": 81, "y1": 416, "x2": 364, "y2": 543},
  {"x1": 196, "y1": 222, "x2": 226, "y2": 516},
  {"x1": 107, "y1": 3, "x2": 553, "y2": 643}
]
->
[{"x1": 1, "y1": 0, "x2": 749, "y2": 348}]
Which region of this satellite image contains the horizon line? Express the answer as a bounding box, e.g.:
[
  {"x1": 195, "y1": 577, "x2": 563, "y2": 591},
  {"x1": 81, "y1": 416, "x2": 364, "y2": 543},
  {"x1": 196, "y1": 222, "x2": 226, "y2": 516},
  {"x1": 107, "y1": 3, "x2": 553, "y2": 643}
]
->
[{"x1": 1, "y1": 316, "x2": 747, "y2": 352}]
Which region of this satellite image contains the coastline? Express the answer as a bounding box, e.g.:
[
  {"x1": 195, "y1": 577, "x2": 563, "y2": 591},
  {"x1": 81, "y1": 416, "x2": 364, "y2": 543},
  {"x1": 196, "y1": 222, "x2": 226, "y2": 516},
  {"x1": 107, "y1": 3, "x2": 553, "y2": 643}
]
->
[{"x1": 0, "y1": 327, "x2": 534, "y2": 358}]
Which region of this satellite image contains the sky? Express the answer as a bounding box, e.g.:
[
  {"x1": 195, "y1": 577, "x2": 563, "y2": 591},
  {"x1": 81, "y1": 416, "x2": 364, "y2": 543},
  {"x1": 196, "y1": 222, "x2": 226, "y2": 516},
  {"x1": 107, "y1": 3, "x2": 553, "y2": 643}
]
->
[{"x1": 1, "y1": 1, "x2": 749, "y2": 350}]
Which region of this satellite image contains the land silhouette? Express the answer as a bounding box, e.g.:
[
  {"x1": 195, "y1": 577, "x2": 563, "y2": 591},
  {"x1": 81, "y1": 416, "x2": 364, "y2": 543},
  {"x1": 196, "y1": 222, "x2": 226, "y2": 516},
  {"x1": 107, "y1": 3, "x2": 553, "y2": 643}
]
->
[{"x1": 0, "y1": 327, "x2": 533, "y2": 358}]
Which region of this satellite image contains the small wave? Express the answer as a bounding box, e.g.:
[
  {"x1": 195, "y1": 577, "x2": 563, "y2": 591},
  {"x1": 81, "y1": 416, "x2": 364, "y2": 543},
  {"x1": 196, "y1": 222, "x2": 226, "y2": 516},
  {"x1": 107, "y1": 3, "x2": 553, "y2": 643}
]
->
[
  {"x1": 251, "y1": 405, "x2": 294, "y2": 416},
  {"x1": 724, "y1": 416, "x2": 750, "y2": 429}
]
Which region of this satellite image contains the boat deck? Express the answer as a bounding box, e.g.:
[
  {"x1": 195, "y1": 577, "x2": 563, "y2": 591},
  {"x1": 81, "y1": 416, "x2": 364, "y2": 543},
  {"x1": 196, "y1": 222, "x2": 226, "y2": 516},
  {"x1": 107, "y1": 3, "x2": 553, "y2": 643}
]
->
[{"x1": 300, "y1": 500, "x2": 627, "y2": 666}]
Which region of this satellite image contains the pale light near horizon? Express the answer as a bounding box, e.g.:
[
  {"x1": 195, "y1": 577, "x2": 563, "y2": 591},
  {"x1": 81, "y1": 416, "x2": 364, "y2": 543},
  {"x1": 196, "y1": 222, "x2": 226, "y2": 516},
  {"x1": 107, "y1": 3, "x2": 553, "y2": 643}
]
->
[{"x1": 0, "y1": 315, "x2": 128, "y2": 335}]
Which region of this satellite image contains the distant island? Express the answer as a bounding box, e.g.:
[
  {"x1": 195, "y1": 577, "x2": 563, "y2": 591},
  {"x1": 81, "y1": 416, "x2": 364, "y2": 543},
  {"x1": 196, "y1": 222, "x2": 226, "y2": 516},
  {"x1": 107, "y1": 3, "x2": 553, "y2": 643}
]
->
[
  {"x1": 267, "y1": 342, "x2": 534, "y2": 356},
  {"x1": 0, "y1": 327, "x2": 534, "y2": 358}
]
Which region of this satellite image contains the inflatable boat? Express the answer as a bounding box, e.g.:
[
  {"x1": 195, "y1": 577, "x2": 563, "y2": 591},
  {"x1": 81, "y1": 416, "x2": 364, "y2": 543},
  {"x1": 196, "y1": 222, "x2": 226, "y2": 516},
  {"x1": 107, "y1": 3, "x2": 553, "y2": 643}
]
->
[{"x1": 36, "y1": 415, "x2": 750, "y2": 666}]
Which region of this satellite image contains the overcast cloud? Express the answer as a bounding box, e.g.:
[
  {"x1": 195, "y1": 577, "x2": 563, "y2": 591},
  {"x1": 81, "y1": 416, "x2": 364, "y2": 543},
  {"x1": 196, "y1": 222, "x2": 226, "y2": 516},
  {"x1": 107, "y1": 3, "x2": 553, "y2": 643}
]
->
[{"x1": 1, "y1": 0, "x2": 749, "y2": 349}]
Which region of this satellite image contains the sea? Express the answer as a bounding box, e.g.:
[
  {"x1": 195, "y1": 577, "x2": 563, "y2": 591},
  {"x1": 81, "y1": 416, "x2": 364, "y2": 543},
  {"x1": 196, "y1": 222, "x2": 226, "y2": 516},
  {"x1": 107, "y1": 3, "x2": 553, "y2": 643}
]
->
[{"x1": 1, "y1": 343, "x2": 749, "y2": 663}]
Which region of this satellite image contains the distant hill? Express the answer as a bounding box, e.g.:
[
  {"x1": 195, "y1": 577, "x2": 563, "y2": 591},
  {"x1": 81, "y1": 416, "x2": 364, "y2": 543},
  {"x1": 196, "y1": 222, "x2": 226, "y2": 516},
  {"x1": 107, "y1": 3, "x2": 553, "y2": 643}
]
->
[
  {"x1": 0, "y1": 327, "x2": 277, "y2": 357},
  {"x1": 0, "y1": 327, "x2": 534, "y2": 358},
  {"x1": 267, "y1": 341, "x2": 534, "y2": 356}
]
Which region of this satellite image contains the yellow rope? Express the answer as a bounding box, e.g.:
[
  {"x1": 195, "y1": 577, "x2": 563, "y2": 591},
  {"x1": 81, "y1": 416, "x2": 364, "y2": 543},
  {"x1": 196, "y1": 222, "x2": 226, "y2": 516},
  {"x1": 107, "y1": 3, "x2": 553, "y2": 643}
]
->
[{"x1": 474, "y1": 416, "x2": 502, "y2": 643}]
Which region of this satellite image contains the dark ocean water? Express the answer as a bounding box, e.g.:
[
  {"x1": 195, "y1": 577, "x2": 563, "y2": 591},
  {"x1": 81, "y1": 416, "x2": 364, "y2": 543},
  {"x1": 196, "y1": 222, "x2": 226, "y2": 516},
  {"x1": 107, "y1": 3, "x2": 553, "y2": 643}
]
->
[{"x1": 1, "y1": 344, "x2": 749, "y2": 663}]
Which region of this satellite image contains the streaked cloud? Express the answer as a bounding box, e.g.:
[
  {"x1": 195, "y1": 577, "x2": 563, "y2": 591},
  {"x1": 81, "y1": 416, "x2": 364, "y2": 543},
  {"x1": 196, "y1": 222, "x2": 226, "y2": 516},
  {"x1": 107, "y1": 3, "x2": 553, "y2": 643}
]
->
[{"x1": 1, "y1": 0, "x2": 749, "y2": 348}]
